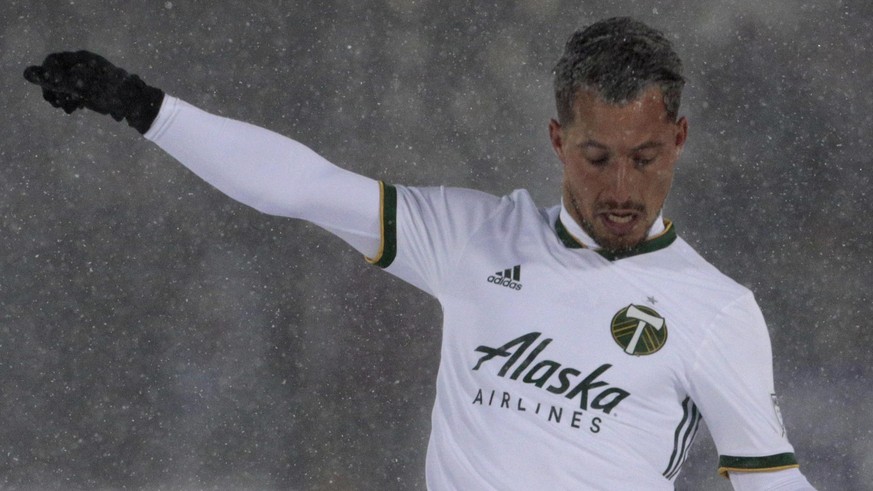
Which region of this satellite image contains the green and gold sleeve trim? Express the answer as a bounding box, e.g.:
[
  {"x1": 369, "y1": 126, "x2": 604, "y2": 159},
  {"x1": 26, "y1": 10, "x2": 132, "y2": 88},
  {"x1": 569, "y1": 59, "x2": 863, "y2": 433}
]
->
[
  {"x1": 366, "y1": 182, "x2": 398, "y2": 268},
  {"x1": 554, "y1": 216, "x2": 677, "y2": 261},
  {"x1": 718, "y1": 453, "x2": 799, "y2": 478}
]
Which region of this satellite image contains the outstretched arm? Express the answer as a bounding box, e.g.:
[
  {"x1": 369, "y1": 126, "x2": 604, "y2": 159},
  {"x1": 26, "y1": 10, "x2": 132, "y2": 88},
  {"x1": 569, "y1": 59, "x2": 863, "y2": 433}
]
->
[{"x1": 24, "y1": 51, "x2": 382, "y2": 258}]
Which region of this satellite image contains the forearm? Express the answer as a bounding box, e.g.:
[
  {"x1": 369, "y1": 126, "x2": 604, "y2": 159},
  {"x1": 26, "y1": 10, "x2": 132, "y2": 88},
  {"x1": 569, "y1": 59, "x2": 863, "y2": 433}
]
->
[
  {"x1": 145, "y1": 96, "x2": 381, "y2": 256},
  {"x1": 729, "y1": 468, "x2": 816, "y2": 491}
]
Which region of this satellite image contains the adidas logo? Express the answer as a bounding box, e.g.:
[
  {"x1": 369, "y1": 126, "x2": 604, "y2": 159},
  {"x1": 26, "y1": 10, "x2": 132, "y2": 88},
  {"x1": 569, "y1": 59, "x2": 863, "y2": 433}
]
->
[{"x1": 486, "y1": 265, "x2": 523, "y2": 291}]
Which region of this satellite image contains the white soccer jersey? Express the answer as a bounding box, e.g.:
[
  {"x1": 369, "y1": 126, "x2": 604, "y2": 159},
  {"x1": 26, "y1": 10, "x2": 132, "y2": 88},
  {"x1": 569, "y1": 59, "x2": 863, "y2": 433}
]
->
[
  {"x1": 370, "y1": 184, "x2": 798, "y2": 490},
  {"x1": 145, "y1": 96, "x2": 804, "y2": 489}
]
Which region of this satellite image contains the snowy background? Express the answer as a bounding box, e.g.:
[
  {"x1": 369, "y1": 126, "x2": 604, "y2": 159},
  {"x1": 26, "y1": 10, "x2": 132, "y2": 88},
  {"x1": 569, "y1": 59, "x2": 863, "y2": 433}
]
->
[{"x1": 1, "y1": 1, "x2": 871, "y2": 489}]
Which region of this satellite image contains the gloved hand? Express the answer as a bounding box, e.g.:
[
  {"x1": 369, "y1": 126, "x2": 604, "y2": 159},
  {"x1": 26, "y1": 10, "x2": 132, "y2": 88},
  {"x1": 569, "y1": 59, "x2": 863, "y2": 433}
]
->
[{"x1": 24, "y1": 50, "x2": 164, "y2": 134}]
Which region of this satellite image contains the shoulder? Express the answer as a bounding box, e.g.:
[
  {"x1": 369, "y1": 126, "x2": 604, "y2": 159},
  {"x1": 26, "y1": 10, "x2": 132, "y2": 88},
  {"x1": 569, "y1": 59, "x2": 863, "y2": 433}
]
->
[
  {"x1": 380, "y1": 184, "x2": 549, "y2": 294},
  {"x1": 395, "y1": 184, "x2": 537, "y2": 207},
  {"x1": 637, "y1": 235, "x2": 762, "y2": 336},
  {"x1": 394, "y1": 184, "x2": 545, "y2": 226},
  {"x1": 658, "y1": 236, "x2": 753, "y2": 302}
]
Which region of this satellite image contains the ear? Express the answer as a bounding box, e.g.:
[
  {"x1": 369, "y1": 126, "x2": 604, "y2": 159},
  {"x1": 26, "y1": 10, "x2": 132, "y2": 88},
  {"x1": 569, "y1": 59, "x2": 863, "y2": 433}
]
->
[
  {"x1": 549, "y1": 118, "x2": 565, "y2": 162},
  {"x1": 674, "y1": 116, "x2": 688, "y2": 154}
]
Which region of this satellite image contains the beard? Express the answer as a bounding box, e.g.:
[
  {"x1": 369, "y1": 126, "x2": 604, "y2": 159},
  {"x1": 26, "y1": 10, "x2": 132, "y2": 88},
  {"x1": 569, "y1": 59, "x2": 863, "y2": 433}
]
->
[{"x1": 565, "y1": 185, "x2": 654, "y2": 253}]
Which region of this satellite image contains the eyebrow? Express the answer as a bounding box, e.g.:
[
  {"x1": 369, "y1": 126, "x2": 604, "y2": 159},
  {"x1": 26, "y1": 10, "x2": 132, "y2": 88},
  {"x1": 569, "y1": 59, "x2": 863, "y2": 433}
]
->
[
  {"x1": 579, "y1": 140, "x2": 665, "y2": 152},
  {"x1": 633, "y1": 141, "x2": 664, "y2": 152}
]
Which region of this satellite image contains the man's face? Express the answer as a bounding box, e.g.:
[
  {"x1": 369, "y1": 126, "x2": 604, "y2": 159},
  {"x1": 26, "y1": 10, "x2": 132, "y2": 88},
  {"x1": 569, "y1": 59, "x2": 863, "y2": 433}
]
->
[{"x1": 549, "y1": 86, "x2": 688, "y2": 252}]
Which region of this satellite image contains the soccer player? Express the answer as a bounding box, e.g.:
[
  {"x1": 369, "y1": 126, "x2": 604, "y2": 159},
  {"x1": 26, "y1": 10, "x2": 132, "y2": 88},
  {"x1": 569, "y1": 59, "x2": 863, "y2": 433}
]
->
[{"x1": 25, "y1": 17, "x2": 816, "y2": 490}]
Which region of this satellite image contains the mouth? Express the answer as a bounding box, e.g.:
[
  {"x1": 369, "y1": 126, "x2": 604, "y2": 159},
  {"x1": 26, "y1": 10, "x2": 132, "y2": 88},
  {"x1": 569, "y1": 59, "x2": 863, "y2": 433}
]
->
[
  {"x1": 598, "y1": 210, "x2": 642, "y2": 235},
  {"x1": 605, "y1": 212, "x2": 635, "y2": 224}
]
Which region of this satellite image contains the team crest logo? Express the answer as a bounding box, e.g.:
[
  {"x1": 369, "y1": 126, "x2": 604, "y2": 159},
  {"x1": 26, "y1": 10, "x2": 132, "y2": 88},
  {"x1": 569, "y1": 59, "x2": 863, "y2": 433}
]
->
[{"x1": 611, "y1": 304, "x2": 668, "y2": 356}]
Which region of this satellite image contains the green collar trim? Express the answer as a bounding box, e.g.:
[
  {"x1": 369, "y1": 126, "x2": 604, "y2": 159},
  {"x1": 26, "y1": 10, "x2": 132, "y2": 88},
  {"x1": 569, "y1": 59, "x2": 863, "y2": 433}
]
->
[{"x1": 554, "y1": 216, "x2": 677, "y2": 261}]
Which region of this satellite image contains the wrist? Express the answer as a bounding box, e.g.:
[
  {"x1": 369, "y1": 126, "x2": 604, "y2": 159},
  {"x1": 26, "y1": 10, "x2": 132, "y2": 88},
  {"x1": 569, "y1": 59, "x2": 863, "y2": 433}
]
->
[{"x1": 121, "y1": 74, "x2": 164, "y2": 134}]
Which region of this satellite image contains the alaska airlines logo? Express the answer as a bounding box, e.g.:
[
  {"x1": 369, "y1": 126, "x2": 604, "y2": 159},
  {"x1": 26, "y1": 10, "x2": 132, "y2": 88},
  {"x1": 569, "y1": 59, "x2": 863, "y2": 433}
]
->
[
  {"x1": 611, "y1": 304, "x2": 668, "y2": 356},
  {"x1": 472, "y1": 332, "x2": 629, "y2": 415}
]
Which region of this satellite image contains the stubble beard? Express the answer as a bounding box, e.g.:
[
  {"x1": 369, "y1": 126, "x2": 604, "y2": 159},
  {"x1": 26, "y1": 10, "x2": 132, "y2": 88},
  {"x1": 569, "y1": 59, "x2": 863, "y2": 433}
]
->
[{"x1": 565, "y1": 184, "x2": 653, "y2": 253}]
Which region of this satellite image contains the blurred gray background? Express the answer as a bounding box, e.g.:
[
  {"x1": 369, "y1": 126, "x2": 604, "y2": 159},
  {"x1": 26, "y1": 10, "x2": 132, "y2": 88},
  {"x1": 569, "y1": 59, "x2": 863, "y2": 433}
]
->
[{"x1": 1, "y1": 0, "x2": 870, "y2": 489}]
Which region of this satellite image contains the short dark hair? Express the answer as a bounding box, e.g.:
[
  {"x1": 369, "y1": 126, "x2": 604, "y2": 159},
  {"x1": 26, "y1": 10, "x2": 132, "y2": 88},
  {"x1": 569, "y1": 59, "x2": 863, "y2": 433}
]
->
[{"x1": 553, "y1": 17, "x2": 685, "y2": 124}]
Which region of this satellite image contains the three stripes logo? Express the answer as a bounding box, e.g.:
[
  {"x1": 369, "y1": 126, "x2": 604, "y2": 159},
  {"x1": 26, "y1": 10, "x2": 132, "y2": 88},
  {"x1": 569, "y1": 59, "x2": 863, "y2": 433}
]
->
[
  {"x1": 662, "y1": 396, "x2": 701, "y2": 480},
  {"x1": 486, "y1": 265, "x2": 523, "y2": 291}
]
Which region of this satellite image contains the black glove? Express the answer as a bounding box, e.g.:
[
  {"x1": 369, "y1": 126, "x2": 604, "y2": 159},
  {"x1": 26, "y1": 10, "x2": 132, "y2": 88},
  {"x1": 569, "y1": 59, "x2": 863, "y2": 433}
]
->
[{"x1": 24, "y1": 50, "x2": 164, "y2": 134}]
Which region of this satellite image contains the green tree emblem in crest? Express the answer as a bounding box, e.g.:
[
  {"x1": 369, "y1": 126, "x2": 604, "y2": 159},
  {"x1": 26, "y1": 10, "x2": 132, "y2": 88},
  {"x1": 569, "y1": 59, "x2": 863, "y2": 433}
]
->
[{"x1": 611, "y1": 304, "x2": 668, "y2": 356}]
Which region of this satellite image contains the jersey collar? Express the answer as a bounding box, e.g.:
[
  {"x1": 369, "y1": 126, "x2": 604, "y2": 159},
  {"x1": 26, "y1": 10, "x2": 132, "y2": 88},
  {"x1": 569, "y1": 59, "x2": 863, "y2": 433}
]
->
[{"x1": 555, "y1": 205, "x2": 677, "y2": 261}]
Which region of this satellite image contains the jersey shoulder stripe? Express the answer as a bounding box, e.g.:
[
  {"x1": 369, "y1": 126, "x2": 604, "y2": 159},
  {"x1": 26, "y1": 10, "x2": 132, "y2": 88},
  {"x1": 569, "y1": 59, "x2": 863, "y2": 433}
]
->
[{"x1": 663, "y1": 397, "x2": 702, "y2": 479}]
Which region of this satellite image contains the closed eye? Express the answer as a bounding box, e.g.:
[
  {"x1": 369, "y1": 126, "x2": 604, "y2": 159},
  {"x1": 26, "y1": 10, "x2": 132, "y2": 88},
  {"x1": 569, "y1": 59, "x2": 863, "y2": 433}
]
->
[{"x1": 634, "y1": 157, "x2": 654, "y2": 166}]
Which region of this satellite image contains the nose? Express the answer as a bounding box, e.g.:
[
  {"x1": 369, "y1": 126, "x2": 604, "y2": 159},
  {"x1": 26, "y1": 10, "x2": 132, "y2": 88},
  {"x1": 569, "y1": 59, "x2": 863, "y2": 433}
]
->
[{"x1": 606, "y1": 161, "x2": 635, "y2": 204}]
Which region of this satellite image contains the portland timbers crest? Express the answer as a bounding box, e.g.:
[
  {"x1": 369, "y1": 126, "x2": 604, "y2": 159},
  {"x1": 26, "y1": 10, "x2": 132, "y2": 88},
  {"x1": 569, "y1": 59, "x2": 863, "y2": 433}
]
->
[{"x1": 611, "y1": 304, "x2": 668, "y2": 356}]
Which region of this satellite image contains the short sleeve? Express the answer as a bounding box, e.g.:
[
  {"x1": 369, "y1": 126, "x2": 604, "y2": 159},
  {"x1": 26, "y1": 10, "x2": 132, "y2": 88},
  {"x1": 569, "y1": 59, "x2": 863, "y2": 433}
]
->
[
  {"x1": 686, "y1": 292, "x2": 799, "y2": 476},
  {"x1": 368, "y1": 184, "x2": 505, "y2": 296}
]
